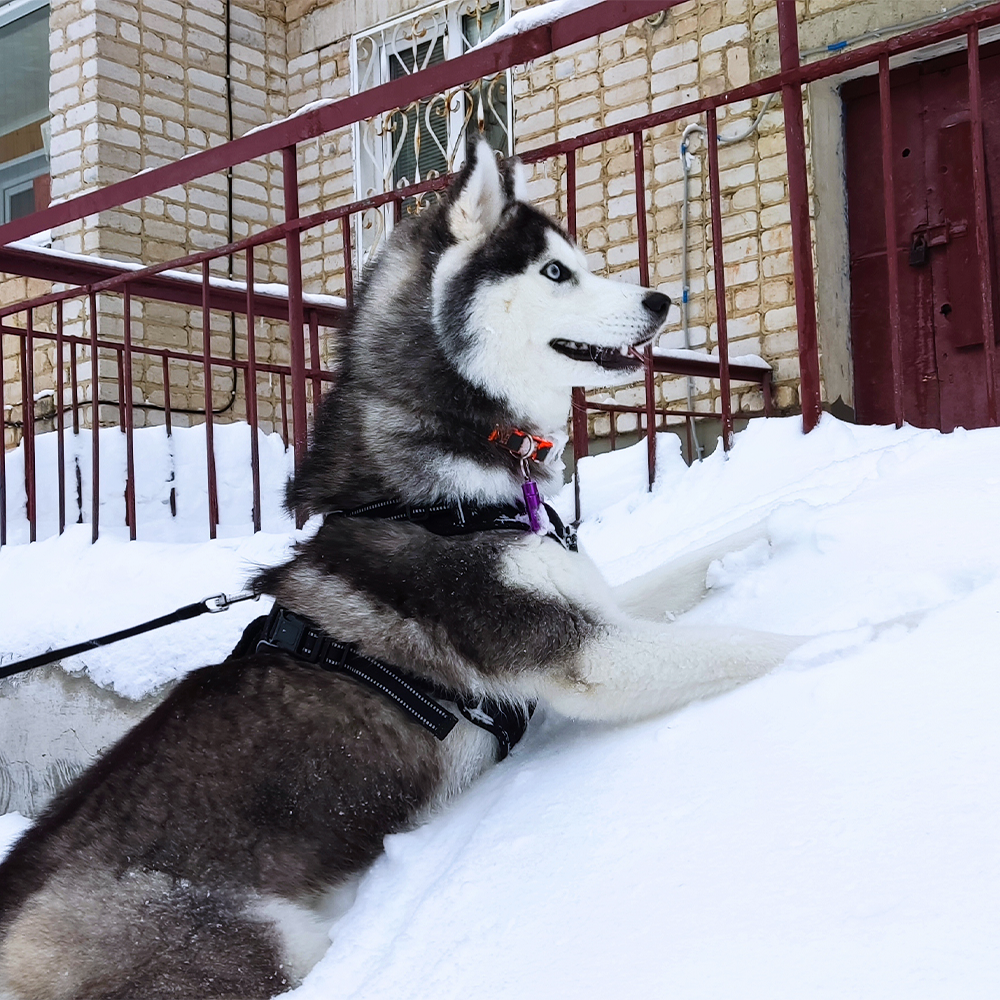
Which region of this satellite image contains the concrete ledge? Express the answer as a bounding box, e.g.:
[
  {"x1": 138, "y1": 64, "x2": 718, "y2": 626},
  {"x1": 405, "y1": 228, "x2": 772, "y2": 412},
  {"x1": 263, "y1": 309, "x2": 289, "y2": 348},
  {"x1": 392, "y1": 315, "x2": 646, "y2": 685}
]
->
[{"x1": 0, "y1": 665, "x2": 166, "y2": 818}]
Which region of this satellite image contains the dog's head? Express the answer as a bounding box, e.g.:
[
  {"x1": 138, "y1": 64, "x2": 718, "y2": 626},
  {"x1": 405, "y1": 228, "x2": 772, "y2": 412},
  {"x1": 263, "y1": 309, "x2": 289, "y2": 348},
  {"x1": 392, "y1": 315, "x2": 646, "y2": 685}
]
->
[{"x1": 430, "y1": 140, "x2": 671, "y2": 429}]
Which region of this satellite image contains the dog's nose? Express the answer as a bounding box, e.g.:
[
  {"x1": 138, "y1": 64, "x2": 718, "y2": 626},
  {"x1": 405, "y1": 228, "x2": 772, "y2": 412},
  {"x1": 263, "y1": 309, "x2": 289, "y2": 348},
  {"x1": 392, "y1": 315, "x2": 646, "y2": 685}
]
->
[{"x1": 643, "y1": 291, "x2": 670, "y2": 319}]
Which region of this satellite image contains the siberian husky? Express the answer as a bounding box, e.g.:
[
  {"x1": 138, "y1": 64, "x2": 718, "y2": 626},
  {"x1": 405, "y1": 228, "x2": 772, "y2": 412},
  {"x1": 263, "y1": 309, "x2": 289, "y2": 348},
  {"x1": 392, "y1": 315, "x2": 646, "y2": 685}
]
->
[{"x1": 0, "y1": 143, "x2": 796, "y2": 1000}]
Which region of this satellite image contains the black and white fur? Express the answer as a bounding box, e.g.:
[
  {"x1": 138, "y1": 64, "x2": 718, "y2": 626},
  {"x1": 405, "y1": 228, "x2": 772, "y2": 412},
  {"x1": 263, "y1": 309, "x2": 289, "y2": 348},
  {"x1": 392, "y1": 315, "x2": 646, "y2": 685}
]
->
[{"x1": 0, "y1": 143, "x2": 797, "y2": 1000}]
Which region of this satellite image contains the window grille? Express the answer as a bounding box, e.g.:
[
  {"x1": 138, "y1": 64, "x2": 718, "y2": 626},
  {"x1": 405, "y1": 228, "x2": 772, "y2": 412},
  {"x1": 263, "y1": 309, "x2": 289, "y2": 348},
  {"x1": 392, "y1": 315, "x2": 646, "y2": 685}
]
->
[{"x1": 350, "y1": 0, "x2": 511, "y2": 266}]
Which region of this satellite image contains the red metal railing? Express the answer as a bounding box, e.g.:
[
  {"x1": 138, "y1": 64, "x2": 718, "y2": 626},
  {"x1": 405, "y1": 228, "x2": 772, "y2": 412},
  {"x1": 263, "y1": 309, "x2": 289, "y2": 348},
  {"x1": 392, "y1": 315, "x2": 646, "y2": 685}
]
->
[{"x1": 2, "y1": 0, "x2": 1000, "y2": 546}]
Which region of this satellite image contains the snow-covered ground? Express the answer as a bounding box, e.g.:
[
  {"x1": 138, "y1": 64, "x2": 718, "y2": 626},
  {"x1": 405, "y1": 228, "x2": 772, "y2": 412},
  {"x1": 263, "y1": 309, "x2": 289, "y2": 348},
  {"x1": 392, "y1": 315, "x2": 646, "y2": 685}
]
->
[{"x1": 2, "y1": 415, "x2": 999, "y2": 998}]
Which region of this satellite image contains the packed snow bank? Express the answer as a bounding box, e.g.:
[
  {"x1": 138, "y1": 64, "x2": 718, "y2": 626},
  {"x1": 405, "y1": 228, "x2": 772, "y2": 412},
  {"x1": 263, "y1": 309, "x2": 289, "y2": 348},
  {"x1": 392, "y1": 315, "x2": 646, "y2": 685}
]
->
[
  {"x1": 2, "y1": 415, "x2": 999, "y2": 997},
  {"x1": 2, "y1": 421, "x2": 296, "y2": 546}
]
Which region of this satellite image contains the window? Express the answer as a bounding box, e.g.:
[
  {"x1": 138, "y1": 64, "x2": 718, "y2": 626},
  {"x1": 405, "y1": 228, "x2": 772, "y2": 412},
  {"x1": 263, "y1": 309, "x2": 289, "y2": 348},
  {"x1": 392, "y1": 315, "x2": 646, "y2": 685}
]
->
[
  {"x1": 350, "y1": 0, "x2": 511, "y2": 263},
  {"x1": 0, "y1": 0, "x2": 50, "y2": 223}
]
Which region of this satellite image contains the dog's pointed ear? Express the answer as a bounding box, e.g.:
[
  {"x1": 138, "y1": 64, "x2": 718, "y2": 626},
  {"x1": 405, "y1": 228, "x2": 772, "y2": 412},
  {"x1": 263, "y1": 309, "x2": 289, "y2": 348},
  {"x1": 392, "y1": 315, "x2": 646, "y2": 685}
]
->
[
  {"x1": 448, "y1": 139, "x2": 505, "y2": 243},
  {"x1": 503, "y1": 156, "x2": 530, "y2": 204}
]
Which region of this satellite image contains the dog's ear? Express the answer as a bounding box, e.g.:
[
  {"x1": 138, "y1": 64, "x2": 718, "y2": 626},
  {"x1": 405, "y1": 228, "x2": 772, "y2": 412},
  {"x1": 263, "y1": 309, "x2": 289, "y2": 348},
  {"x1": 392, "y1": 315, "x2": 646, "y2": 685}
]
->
[
  {"x1": 448, "y1": 139, "x2": 505, "y2": 243},
  {"x1": 502, "y1": 156, "x2": 530, "y2": 204}
]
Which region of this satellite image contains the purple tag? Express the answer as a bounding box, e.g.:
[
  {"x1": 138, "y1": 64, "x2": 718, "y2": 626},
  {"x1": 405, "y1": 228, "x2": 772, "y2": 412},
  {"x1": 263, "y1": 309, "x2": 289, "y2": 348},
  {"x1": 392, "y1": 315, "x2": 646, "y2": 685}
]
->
[{"x1": 522, "y1": 479, "x2": 542, "y2": 532}]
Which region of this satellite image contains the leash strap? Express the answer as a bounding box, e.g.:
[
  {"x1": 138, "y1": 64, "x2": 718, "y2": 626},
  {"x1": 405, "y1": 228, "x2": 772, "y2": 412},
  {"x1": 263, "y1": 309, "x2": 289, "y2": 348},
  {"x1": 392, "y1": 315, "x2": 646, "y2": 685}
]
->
[
  {"x1": 256, "y1": 605, "x2": 532, "y2": 759},
  {"x1": 0, "y1": 593, "x2": 257, "y2": 682}
]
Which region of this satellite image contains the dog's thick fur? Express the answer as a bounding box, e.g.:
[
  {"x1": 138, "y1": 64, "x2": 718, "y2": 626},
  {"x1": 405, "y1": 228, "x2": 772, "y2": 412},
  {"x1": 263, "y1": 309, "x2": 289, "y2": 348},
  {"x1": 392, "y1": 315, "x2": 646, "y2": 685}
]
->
[{"x1": 0, "y1": 145, "x2": 796, "y2": 1000}]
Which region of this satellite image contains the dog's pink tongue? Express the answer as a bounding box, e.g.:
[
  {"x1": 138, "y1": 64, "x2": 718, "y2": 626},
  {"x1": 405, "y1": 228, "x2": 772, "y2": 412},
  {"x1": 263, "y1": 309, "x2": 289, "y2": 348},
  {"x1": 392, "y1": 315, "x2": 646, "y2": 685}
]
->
[{"x1": 522, "y1": 479, "x2": 542, "y2": 532}]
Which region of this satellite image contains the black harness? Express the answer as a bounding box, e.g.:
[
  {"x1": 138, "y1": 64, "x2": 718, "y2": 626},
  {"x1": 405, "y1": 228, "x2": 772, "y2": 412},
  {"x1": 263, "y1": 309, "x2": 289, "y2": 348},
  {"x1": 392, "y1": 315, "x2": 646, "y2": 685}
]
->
[{"x1": 257, "y1": 495, "x2": 575, "y2": 761}]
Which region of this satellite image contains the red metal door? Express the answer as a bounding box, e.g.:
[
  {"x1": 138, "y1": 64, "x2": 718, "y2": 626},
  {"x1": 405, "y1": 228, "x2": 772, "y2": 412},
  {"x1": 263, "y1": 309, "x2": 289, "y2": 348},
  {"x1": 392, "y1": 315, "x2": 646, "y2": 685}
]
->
[{"x1": 844, "y1": 47, "x2": 1000, "y2": 431}]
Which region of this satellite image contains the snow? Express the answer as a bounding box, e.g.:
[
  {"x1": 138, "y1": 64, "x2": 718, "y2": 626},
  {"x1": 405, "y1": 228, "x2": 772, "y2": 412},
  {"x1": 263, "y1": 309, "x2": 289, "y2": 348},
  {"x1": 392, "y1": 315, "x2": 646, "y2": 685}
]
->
[
  {"x1": 7, "y1": 239, "x2": 348, "y2": 310},
  {"x1": 470, "y1": 0, "x2": 604, "y2": 50},
  {"x1": 3, "y1": 414, "x2": 1000, "y2": 996},
  {"x1": 653, "y1": 345, "x2": 773, "y2": 370}
]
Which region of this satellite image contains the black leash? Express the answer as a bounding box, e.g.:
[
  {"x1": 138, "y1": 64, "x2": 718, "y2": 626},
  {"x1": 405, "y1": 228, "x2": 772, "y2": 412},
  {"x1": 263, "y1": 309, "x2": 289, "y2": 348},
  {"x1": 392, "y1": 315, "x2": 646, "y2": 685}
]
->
[{"x1": 0, "y1": 592, "x2": 258, "y2": 682}]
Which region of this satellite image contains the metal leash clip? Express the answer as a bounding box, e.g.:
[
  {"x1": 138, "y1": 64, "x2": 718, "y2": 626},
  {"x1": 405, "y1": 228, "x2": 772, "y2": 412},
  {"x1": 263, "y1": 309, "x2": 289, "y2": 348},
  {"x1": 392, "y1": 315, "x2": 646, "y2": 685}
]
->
[{"x1": 204, "y1": 591, "x2": 259, "y2": 613}]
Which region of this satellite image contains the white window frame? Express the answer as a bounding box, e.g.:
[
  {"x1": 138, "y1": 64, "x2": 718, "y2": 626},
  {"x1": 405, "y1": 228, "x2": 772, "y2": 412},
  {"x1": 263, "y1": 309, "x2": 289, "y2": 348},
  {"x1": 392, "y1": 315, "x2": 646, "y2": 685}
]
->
[{"x1": 349, "y1": 0, "x2": 512, "y2": 266}]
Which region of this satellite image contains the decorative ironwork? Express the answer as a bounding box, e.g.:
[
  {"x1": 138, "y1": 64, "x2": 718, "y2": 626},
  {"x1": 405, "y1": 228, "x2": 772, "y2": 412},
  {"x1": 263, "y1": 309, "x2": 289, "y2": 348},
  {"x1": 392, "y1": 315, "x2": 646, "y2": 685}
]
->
[{"x1": 350, "y1": 0, "x2": 512, "y2": 266}]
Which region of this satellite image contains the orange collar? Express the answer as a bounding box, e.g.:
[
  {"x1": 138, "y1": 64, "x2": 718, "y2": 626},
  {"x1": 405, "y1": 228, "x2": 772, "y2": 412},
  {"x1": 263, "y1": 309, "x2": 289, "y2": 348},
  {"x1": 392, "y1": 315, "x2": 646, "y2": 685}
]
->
[{"x1": 489, "y1": 428, "x2": 554, "y2": 463}]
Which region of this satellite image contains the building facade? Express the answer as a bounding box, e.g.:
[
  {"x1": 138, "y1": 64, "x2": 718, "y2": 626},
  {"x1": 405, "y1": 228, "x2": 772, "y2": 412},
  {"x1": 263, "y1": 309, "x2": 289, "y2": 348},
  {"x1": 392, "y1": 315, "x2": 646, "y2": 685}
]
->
[{"x1": 3, "y1": 0, "x2": 999, "y2": 451}]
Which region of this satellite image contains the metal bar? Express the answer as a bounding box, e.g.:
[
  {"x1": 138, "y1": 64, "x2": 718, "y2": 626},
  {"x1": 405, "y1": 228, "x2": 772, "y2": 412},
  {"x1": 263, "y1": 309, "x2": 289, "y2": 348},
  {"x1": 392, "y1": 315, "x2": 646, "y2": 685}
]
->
[
  {"x1": 162, "y1": 355, "x2": 172, "y2": 436},
  {"x1": 279, "y1": 373, "x2": 289, "y2": 450},
  {"x1": 283, "y1": 146, "x2": 309, "y2": 481},
  {"x1": 565, "y1": 150, "x2": 577, "y2": 240},
  {"x1": 0, "y1": 321, "x2": 337, "y2": 382},
  {"x1": 0, "y1": 326, "x2": 6, "y2": 546},
  {"x1": 777, "y1": 0, "x2": 822, "y2": 434},
  {"x1": 879, "y1": 53, "x2": 905, "y2": 428},
  {"x1": 762, "y1": 370, "x2": 774, "y2": 416},
  {"x1": 89, "y1": 290, "x2": 100, "y2": 543},
  {"x1": 309, "y1": 308, "x2": 322, "y2": 415},
  {"x1": 55, "y1": 300, "x2": 65, "y2": 535},
  {"x1": 0, "y1": 1, "x2": 674, "y2": 247},
  {"x1": 122, "y1": 286, "x2": 137, "y2": 538},
  {"x1": 633, "y1": 132, "x2": 650, "y2": 287},
  {"x1": 968, "y1": 25, "x2": 999, "y2": 425},
  {"x1": 115, "y1": 348, "x2": 125, "y2": 432},
  {"x1": 70, "y1": 340, "x2": 79, "y2": 434},
  {"x1": 245, "y1": 247, "x2": 261, "y2": 533},
  {"x1": 341, "y1": 215, "x2": 355, "y2": 311},
  {"x1": 706, "y1": 108, "x2": 734, "y2": 452},
  {"x1": 644, "y1": 343, "x2": 657, "y2": 486},
  {"x1": 571, "y1": 385, "x2": 588, "y2": 524},
  {"x1": 202, "y1": 259, "x2": 219, "y2": 539},
  {"x1": 0, "y1": 244, "x2": 346, "y2": 327},
  {"x1": 23, "y1": 310, "x2": 36, "y2": 542}
]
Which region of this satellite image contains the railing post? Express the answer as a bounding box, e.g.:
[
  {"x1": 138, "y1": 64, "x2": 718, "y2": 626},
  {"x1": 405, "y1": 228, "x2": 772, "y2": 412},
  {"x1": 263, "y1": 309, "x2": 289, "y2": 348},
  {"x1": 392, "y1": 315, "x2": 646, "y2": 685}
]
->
[
  {"x1": 283, "y1": 145, "x2": 309, "y2": 496},
  {"x1": 56, "y1": 299, "x2": 66, "y2": 535},
  {"x1": 571, "y1": 386, "x2": 588, "y2": 524},
  {"x1": 122, "y1": 286, "x2": 137, "y2": 538},
  {"x1": 644, "y1": 343, "x2": 657, "y2": 487},
  {"x1": 706, "y1": 108, "x2": 734, "y2": 452},
  {"x1": 0, "y1": 326, "x2": 6, "y2": 547},
  {"x1": 777, "y1": 0, "x2": 822, "y2": 434},
  {"x1": 202, "y1": 260, "x2": 219, "y2": 538},
  {"x1": 245, "y1": 246, "x2": 262, "y2": 533},
  {"x1": 23, "y1": 310, "x2": 36, "y2": 541},
  {"x1": 89, "y1": 290, "x2": 100, "y2": 542}
]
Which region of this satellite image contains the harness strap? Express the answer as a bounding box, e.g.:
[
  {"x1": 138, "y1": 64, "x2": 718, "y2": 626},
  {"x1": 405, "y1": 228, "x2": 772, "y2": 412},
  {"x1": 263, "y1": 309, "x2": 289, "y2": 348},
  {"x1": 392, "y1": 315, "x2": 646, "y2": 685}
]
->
[{"x1": 256, "y1": 605, "x2": 532, "y2": 760}]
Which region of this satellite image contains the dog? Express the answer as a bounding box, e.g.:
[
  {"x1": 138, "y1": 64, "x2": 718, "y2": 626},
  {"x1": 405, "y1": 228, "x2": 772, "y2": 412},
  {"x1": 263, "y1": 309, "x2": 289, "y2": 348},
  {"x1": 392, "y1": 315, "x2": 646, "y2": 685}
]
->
[{"x1": 0, "y1": 142, "x2": 796, "y2": 1000}]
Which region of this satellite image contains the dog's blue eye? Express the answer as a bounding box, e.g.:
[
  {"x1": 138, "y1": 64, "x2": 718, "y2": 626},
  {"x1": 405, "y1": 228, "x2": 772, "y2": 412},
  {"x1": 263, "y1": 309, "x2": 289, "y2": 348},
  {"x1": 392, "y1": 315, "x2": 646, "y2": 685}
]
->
[{"x1": 542, "y1": 261, "x2": 569, "y2": 283}]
